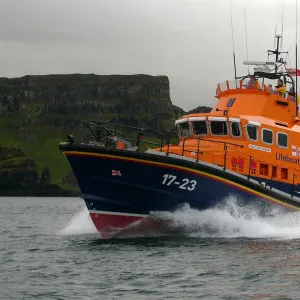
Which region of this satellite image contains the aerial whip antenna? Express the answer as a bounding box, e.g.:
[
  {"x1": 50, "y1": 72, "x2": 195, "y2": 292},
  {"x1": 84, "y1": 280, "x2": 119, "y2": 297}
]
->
[
  {"x1": 280, "y1": 0, "x2": 285, "y2": 71},
  {"x1": 229, "y1": 0, "x2": 237, "y2": 88},
  {"x1": 296, "y1": 0, "x2": 298, "y2": 118},
  {"x1": 274, "y1": 25, "x2": 277, "y2": 49},
  {"x1": 280, "y1": 0, "x2": 284, "y2": 52},
  {"x1": 243, "y1": 2, "x2": 250, "y2": 74},
  {"x1": 269, "y1": 26, "x2": 277, "y2": 61}
]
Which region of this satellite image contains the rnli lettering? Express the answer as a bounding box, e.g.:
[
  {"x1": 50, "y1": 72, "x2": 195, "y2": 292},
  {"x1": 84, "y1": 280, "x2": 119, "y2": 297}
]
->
[
  {"x1": 248, "y1": 144, "x2": 271, "y2": 153},
  {"x1": 161, "y1": 174, "x2": 197, "y2": 191},
  {"x1": 276, "y1": 153, "x2": 300, "y2": 165}
]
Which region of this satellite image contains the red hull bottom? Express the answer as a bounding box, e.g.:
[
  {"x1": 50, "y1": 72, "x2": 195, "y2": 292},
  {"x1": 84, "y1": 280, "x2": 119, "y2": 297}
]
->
[{"x1": 89, "y1": 211, "x2": 169, "y2": 238}]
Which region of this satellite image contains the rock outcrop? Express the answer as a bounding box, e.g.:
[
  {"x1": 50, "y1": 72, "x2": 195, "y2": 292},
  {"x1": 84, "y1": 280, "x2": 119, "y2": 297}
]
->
[
  {"x1": 0, "y1": 147, "x2": 38, "y2": 191},
  {"x1": 0, "y1": 74, "x2": 176, "y2": 129},
  {"x1": 0, "y1": 147, "x2": 77, "y2": 196}
]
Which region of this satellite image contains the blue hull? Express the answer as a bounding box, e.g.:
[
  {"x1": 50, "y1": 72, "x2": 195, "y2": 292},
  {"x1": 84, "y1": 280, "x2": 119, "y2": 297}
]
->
[{"x1": 62, "y1": 145, "x2": 300, "y2": 219}]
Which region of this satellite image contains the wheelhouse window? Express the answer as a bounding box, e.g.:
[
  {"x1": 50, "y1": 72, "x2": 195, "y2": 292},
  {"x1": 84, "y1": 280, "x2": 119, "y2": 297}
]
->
[
  {"x1": 277, "y1": 132, "x2": 288, "y2": 148},
  {"x1": 247, "y1": 125, "x2": 258, "y2": 141},
  {"x1": 262, "y1": 129, "x2": 273, "y2": 144},
  {"x1": 178, "y1": 122, "x2": 190, "y2": 138},
  {"x1": 193, "y1": 121, "x2": 207, "y2": 135},
  {"x1": 210, "y1": 121, "x2": 228, "y2": 135},
  {"x1": 227, "y1": 98, "x2": 236, "y2": 107},
  {"x1": 231, "y1": 122, "x2": 241, "y2": 137}
]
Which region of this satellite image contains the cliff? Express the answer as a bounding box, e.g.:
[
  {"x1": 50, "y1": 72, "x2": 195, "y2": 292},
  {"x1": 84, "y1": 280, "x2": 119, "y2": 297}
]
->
[{"x1": 0, "y1": 73, "x2": 211, "y2": 196}]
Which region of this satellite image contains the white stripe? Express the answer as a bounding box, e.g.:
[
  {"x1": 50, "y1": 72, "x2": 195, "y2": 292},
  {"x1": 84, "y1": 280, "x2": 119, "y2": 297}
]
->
[
  {"x1": 247, "y1": 121, "x2": 261, "y2": 127},
  {"x1": 208, "y1": 116, "x2": 227, "y2": 121},
  {"x1": 175, "y1": 118, "x2": 188, "y2": 125},
  {"x1": 229, "y1": 117, "x2": 240, "y2": 123},
  {"x1": 188, "y1": 116, "x2": 207, "y2": 121},
  {"x1": 89, "y1": 210, "x2": 149, "y2": 218}
]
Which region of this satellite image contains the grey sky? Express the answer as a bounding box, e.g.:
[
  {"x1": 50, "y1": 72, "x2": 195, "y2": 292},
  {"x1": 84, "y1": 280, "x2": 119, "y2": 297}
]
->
[{"x1": 0, "y1": 0, "x2": 298, "y2": 110}]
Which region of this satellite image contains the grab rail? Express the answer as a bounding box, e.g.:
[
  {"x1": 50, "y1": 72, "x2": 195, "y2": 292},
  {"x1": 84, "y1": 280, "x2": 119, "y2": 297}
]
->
[
  {"x1": 170, "y1": 136, "x2": 300, "y2": 197},
  {"x1": 79, "y1": 120, "x2": 300, "y2": 198}
]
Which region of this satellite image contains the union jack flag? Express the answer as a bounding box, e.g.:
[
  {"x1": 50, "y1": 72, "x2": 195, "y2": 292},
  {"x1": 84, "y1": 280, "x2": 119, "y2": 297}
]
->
[
  {"x1": 112, "y1": 170, "x2": 122, "y2": 176},
  {"x1": 287, "y1": 68, "x2": 300, "y2": 76}
]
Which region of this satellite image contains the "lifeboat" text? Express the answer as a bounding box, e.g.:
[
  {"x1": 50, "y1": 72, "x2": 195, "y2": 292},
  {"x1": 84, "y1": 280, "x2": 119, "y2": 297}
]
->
[{"x1": 276, "y1": 153, "x2": 300, "y2": 164}]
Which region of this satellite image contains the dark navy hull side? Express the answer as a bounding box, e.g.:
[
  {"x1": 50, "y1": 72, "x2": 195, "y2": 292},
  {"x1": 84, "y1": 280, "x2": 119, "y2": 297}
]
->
[{"x1": 62, "y1": 147, "x2": 300, "y2": 218}]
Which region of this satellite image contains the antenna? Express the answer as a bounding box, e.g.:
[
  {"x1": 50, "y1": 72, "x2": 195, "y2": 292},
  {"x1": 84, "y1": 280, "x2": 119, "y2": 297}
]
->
[
  {"x1": 280, "y1": 0, "x2": 285, "y2": 71},
  {"x1": 280, "y1": 0, "x2": 284, "y2": 52},
  {"x1": 244, "y1": 2, "x2": 250, "y2": 74},
  {"x1": 274, "y1": 25, "x2": 277, "y2": 49},
  {"x1": 267, "y1": 34, "x2": 287, "y2": 72},
  {"x1": 229, "y1": 0, "x2": 237, "y2": 88},
  {"x1": 296, "y1": 0, "x2": 298, "y2": 118}
]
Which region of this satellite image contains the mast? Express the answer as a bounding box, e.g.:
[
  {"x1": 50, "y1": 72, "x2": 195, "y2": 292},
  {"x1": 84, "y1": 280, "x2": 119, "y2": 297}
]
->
[
  {"x1": 275, "y1": 35, "x2": 280, "y2": 73},
  {"x1": 267, "y1": 34, "x2": 282, "y2": 73},
  {"x1": 267, "y1": 34, "x2": 287, "y2": 73}
]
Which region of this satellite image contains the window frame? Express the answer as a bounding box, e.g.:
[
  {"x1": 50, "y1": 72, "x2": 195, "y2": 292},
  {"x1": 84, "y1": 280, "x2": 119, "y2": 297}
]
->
[
  {"x1": 210, "y1": 121, "x2": 228, "y2": 136},
  {"x1": 277, "y1": 132, "x2": 288, "y2": 148},
  {"x1": 177, "y1": 121, "x2": 191, "y2": 139},
  {"x1": 192, "y1": 120, "x2": 208, "y2": 136},
  {"x1": 246, "y1": 125, "x2": 258, "y2": 142},
  {"x1": 230, "y1": 122, "x2": 242, "y2": 138},
  {"x1": 261, "y1": 128, "x2": 273, "y2": 145},
  {"x1": 227, "y1": 97, "x2": 236, "y2": 107}
]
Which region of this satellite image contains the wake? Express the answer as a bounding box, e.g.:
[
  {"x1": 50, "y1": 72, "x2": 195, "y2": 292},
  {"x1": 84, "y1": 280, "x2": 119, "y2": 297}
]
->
[
  {"x1": 59, "y1": 196, "x2": 300, "y2": 240},
  {"x1": 159, "y1": 203, "x2": 300, "y2": 239}
]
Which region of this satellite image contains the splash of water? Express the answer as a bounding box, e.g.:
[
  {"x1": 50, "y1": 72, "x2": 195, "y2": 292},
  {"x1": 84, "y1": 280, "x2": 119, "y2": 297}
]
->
[
  {"x1": 157, "y1": 197, "x2": 300, "y2": 240},
  {"x1": 58, "y1": 196, "x2": 300, "y2": 240},
  {"x1": 59, "y1": 208, "x2": 98, "y2": 235}
]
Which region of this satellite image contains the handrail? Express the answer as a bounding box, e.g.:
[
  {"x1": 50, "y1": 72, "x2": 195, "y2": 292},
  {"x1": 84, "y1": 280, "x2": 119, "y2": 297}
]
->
[
  {"x1": 84, "y1": 120, "x2": 144, "y2": 131},
  {"x1": 79, "y1": 119, "x2": 300, "y2": 198},
  {"x1": 181, "y1": 136, "x2": 244, "y2": 148},
  {"x1": 190, "y1": 147, "x2": 299, "y2": 196},
  {"x1": 82, "y1": 120, "x2": 178, "y2": 152},
  {"x1": 177, "y1": 135, "x2": 300, "y2": 197}
]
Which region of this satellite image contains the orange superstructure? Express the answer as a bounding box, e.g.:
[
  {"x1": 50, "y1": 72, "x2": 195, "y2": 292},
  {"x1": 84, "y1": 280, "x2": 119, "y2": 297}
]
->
[{"x1": 158, "y1": 76, "x2": 300, "y2": 189}]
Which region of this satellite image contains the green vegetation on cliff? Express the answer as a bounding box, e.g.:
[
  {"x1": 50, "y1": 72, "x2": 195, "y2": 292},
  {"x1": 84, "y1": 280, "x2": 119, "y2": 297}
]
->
[
  {"x1": 0, "y1": 146, "x2": 76, "y2": 196},
  {"x1": 0, "y1": 74, "x2": 212, "y2": 196}
]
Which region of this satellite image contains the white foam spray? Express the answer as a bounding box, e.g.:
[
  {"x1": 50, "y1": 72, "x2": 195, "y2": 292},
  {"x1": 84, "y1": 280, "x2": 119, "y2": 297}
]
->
[
  {"x1": 157, "y1": 197, "x2": 300, "y2": 240},
  {"x1": 59, "y1": 208, "x2": 98, "y2": 235},
  {"x1": 58, "y1": 196, "x2": 300, "y2": 240}
]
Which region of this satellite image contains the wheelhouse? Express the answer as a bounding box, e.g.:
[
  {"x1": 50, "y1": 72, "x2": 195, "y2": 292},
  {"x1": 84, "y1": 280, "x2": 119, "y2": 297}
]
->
[{"x1": 175, "y1": 116, "x2": 243, "y2": 140}]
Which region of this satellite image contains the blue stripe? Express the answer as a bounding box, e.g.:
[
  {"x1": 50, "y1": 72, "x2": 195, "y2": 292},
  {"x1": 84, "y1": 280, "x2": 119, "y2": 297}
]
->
[{"x1": 66, "y1": 153, "x2": 295, "y2": 216}]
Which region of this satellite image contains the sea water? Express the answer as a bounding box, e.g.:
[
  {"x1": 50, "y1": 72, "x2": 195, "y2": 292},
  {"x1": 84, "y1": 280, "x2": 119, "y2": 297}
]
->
[{"x1": 1, "y1": 196, "x2": 300, "y2": 299}]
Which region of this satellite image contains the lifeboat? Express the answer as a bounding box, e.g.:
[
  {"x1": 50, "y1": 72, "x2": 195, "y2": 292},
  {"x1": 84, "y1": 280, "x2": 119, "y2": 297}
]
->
[{"x1": 59, "y1": 38, "x2": 300, "y2": 238}]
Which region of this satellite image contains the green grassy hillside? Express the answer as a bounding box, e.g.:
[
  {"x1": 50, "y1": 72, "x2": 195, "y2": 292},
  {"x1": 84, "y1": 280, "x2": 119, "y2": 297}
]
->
[{"x1": 0, "y1": 74, "x2": 212, "y2": 195}]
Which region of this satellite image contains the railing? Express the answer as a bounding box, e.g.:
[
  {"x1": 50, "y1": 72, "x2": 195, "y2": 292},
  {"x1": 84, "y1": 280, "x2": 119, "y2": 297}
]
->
[
  {"x1": 165, "y1": 136, "x2": 300, "y2": 198},
  {"x1": 82, "y1": 120, "x2": 179, "y2": 152},
  {"x1": 216, "y1": 78, "x2": 294, "y2": 101},
  {"x1": 79, "y1": 120, "x2": 300, "y2": 198}
]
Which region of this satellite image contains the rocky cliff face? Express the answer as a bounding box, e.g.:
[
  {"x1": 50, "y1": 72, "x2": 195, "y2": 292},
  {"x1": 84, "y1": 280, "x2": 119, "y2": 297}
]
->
[
  {"x1": 0, "y1": 73, "x2": 212, "y2": 196},
  {"x1": 0, "y1": 74, "x2": 174, "y2": 129},
  {"x1": 0, "y1": 74, "x2": 178, "y2": 195}
]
